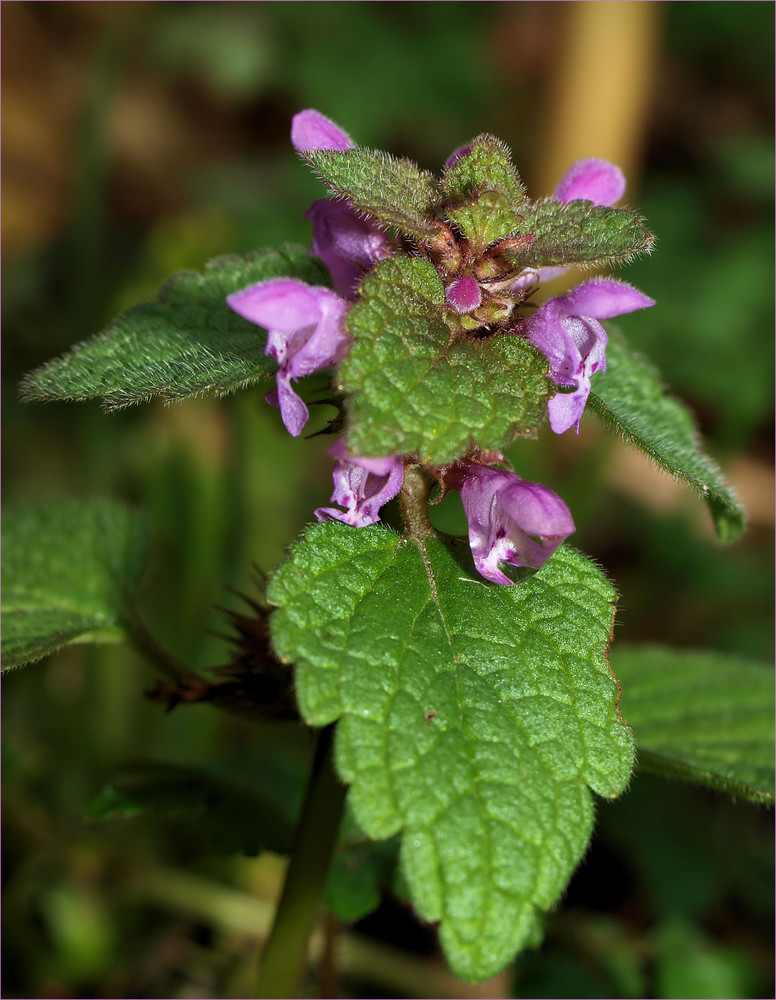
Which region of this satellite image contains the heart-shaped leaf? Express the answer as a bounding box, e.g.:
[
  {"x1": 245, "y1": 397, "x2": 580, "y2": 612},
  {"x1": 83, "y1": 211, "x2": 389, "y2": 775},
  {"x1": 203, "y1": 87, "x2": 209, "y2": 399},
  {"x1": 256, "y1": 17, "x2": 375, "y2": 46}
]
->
[
  {"x1": 268, "y1": 521, "x2": 633, "y2": 981},
  {"x1": 303, "y1": 148, "x2": 441, "y2": 239},
  {"x1": 510, "y1": 198, "x2": 655, "y2": 269}
]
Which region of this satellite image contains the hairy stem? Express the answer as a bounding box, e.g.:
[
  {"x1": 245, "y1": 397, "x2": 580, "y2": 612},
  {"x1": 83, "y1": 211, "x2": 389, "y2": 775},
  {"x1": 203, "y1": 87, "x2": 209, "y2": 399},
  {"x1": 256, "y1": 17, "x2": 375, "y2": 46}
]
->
[
  {"x1": 398, "y1": 463, "x2": 436, "y2": 542},
  {"x1": 257, "y1": 725, "x2": 346, "y2": 998},
  {"x1": 124, "y1": 613, "x2": 201, "y2": 685}
]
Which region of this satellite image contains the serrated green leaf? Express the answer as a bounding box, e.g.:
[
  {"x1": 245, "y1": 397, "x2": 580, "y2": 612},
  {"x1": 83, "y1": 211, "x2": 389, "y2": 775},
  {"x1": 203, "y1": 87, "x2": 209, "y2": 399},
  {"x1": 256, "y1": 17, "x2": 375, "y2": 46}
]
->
[
  {"x1": 509, "y1": 198, "x2": 654, "y2": 268},
  {"x1": 19, "y1": 247, "x2": 328, "y2": 410},
  {"x1": 86, "y1": 762, "x2": 295, "y2": 855},
  {"x1": 588, "y1": 335, "x2": 746, "y2": 543},
  {"x1": 612, "y1": 646, "x2": 774, "y2": 804},
  {"x1": 441, "y1": 134, "x2": 527, "y2": 207},
  {"x1": 341, "y1": 256, "x2": 550, "y2": 463},
  {"x1": 303, "y1": 148, "x2": 441, "y2": 239},
  {"x1": 447, "y1": 191, "x2": 524, "y2": 251},
  {"x1": 440, "y1": 136, "x2": 527, "y2": 251},
  {"x1": 1, "y1": 501, "x2": 148, "y2": 670},
  {"x1": 268, "y1": 521, "x2": 633, "y2": 981}
]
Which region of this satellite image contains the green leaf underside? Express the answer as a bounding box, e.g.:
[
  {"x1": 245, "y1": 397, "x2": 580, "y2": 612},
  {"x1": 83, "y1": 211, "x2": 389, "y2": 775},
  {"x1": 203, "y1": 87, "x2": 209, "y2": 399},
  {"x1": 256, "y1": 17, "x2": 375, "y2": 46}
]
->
[
  {"x1": 441, "y1": 135, "x2": 527, "y2": 208},
  {"x1": 86, "y1": 762, "x2": 295, "y2": 855},
  {"x1": 1, "y1": 501, "x2": 148, "y2": 670},
  {"x1": 612, "y1": 646, "x2": 774, "y2": 804},
  {"x1": 268, "y1": 521, "x2": 634, "y2": 981},
  {"x1": 19, "y1": 247, "x2": 328, "y2": 410},
  {"x1": 304, "y1": 148, "x2": 441, "y2": 238},
  {"x1": 341, "y1": 256, "x2": 550, "y2": 463},
  {"x1": 588, "y1": 336, "x2": 746, "y2": 543},
  {"x1": 511, "y1": 199, "x2": 654, "y2": 268}
]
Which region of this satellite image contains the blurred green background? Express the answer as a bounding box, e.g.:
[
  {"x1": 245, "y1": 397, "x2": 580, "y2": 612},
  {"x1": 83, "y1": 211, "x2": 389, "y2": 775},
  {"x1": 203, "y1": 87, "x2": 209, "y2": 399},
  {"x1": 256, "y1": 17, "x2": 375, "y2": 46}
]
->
[{"x1": 3, "y1": 3, "x2": 773, "y2": 997}]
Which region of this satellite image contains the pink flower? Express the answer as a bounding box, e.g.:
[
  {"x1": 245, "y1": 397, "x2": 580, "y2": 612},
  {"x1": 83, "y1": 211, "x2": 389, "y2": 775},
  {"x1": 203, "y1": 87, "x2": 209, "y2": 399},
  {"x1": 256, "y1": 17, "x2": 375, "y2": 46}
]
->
[
  {"x1": 446, "y1": 462, "x2": 575, "y2": 585},
  {"x1": 553, "y1": 158, "x2": 626, "y2": 207},
  {"x1": 292, "y1": 110, "x2": 392, "y2": 299},
  {"x1": 291, "y1": 109, "x2": 354, "y2": 153},
  {"x1": 315, "y1": 438, "x2": 404, "y2": 527},
  {"x1": 516, "y1": 279, "x2": 655, "y2": 434},
  {"x1": 305, "y1": 199, "x2": 392, "y2": 299},
  {"x1": 511, "y1": 158, "x2": 628, "y2": 292},
  {"x1": 226, "y1": 278, "x2": 350, "y2": 437}
]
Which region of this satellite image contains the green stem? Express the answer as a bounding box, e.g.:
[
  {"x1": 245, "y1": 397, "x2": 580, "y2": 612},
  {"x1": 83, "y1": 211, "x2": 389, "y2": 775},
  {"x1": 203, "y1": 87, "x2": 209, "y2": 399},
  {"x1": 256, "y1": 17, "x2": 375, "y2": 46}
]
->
[{"x1": 257, "y1": 725, "x2": 346, "y2": 998}]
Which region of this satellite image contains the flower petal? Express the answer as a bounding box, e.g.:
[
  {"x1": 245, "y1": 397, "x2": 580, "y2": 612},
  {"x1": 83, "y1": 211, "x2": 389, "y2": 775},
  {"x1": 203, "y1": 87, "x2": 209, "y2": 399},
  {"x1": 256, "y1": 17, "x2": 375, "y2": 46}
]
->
[
  {"x1": 228, "y1": 278, "x2": 351, "y2": 437},
  {"x1": 516, "y1": 301, "x2": 583, "y2": 385},
  {"x1": 560, "y1": 316, "x2": 608, "y2": 378},
  {"x1": 273, "y1": 372, "x2": 310, "y2": 437},
  {"x1": 291, "y1": 109, "x2": 354, "y2": 153},
  {"x1": 553, "y1": 158, "x2": 626, "y2": 206},
  {"x1": 562, "y1": 279, "x2": 655, "y2": 320},
  {"x1": 444, "y1": 143, "x2": 472, "y2": 170},
  {"x1": 288, "y1": 294, "x2": 350, "y2": 378},
  {"x1": 547, "y1": 385, "x2": 590, "y2": 435},
  {"x1": 227, "y1": 278, "x2": 327, "y2": 331},
  {"x1": 306, "y1": 199, "x2": 391, "y2": 298},
  {"x1": 516, "y1": 278, "x2": 653, "y2": 435},
  {"x1": 326, "y1": 437, "x2": 399, "y2": 478}
]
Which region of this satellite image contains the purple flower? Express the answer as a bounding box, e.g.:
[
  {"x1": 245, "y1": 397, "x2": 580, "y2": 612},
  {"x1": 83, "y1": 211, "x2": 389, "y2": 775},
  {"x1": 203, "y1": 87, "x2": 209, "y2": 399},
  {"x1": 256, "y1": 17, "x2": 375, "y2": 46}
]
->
[
  {"x1": 315, "y1": 438, "x2": 404, "y2": 527},
  {"x1": 227, "y1": 279, "x2": 350, "y2": 437},
  {"x1": 305, "y1": 199, "x2": 392, "y2": 299},
  {"x1": 553, "y1": 158, "x2": 626, "y2": 207},
  {"x1": 445, "y1": 275, "x2": 482, "y2": 313},
  {"x1": 447, "y1": 462, "x2": 575, "y2": 585},
  {"x1": 291, "y1": 110, "x2": 392, "y2": 298},
  {"x1": 511, "y1": 158, "x2": 628, "y2": 292},
  {"x1": 291, "y1": 109, "x2": 355, "y2": 153},
  {"x1": 516, "y1": 279, "x2": 655, "y2": 434}
]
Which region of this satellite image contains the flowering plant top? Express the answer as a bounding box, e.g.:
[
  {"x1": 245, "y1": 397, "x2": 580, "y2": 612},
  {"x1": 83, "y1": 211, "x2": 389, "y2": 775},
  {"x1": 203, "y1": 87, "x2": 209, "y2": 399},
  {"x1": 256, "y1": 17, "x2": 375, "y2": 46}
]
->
[
  {"x1": 228, "y1": 109, "x2": 656, "y2": 583},
  {"x1": 12, "y1": 107, "x2": 752, "y2": 987}
]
